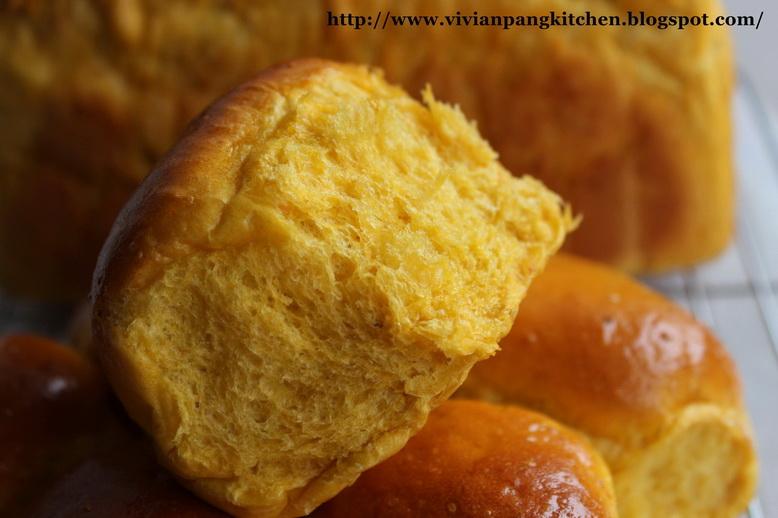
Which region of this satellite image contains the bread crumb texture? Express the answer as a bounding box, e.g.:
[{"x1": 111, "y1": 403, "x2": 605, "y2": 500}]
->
[
  {"x1": 92, "y1": 60, "x2": 572, "y2": 517},
  {"x1": 613, "y1": 403, "x2": 757, "y2": 518}
]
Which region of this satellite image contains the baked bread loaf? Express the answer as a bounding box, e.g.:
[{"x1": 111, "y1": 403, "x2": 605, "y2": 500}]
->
[
  {"x1": 313, "y1": 400, "x2": 618, "y2": 518},
  {"x1": 92, "y1": 59, "x2": 571, "y2": 518},
  {"x1": 0, "y1": 0, "x2": 322, "y2": 300},
  {"x1": 0, "y1": 0, "x2": 732, "y2": 300},
  {"x1": 458, "y1": 254, "x2": 758, "y2": 518}
]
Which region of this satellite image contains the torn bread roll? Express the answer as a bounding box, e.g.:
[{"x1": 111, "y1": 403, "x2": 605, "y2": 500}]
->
[{"x1": 91, "y1": 59, "x2": 572, "y2": 517}]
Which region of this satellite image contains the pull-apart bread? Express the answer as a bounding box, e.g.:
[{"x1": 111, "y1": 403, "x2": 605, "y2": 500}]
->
[
  {"x1": 91, "y1": 59, "x2": 572, "y2": 518},
  {"x1": 459, "y1": 254, "x2": 758, "y2": 518},
  {"x1": 314, "y1": 400, "x2": 617, "y2": 518}
]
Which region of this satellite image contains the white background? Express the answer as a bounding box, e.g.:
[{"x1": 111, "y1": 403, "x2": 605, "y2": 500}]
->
[{"x1": 723, "y1": 0, "x2": 775, "y2": 112}]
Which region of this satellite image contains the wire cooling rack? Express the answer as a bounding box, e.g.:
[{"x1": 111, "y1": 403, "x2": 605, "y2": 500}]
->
[
  {"x1": 641, "y1": 74, "x2": 778, "y2": 518},
  {"x1": 1, "y1": 75, "x2": 776, "y2": 517}
]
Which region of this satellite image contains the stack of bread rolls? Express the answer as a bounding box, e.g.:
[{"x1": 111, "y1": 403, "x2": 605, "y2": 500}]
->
[{"x1": 0, "y1": 59, "x2": 756, "y2": 518}]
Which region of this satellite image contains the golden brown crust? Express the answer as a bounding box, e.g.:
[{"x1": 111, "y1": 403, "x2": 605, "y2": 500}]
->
[
  {"x1": 461, "y1": 253, "x2": 743, "y2": 450},
  {"x1": 1, "y1": 0, "x2": 733, "y2": 299},
  {"x1": 314, "y1": 400, "x2": 617, "y2": 518},
  {"x1": 0, "y1": 334, "x2": 104, "y2": 511},
  {"x1": 458, "y1": 254, "x2": 758, "y2": 517}
]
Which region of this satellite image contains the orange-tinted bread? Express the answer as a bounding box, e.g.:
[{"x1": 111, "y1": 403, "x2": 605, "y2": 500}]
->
[
  {"x1": 329, "y1": 0, "x2": 734, "y2": 273},
  {"x1": 0, "y1": 0, "x2": 322, "y2": 300},
  {"x1": 314, "y1": 400, "x2": 617, "y2": 518},
  {"x1": 1, "y1": 0, "x2": 732, "y2": 299},
  {"x1": 91, "y1": 59, "x2": 570, "y2": 517},
  {"x1": 459, "y1": 254, "x2": 758, "y2": 518}
]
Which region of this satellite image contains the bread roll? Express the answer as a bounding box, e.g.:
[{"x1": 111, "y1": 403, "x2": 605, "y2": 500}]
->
[
  {"x1": 92, "y1": 59, "x2": 571, "y2": 518},
  {"x1": 28, "y1": 436, "x2": 228, "y2": 518},
  {"x1": 27, "y1": 404, "x2": 229, "y2": 518},
  {"x1": 313, "y1": 400, "x2": 618, "y2": 518},
  {"x1": 0, "y1": 0, "x2": 732, "y2": 299},
  {"x1": 458, "y1": 254, "x2": 758, "y2": 518},
  {"x1": 0, "y1": 333, "x2": 104, "y2": 512}
]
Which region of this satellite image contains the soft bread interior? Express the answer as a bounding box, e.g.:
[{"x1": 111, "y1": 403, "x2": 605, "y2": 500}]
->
[
  {"x1": 610, "y1": 404, "x2": 758, "y2": 518},
  {"x1": 97, "y1": 62, "x2": 572, "y2": 517}
]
